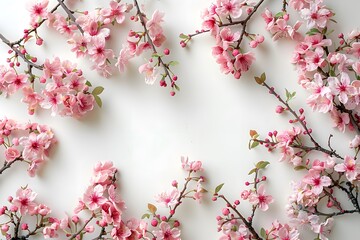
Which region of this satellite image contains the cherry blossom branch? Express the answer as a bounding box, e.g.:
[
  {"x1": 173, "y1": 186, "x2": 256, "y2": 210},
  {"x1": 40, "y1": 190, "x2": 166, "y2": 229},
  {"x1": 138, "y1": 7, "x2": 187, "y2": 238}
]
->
[
  {"x1": 189, "y1": 0, "x2": 266, "y2": 40},
  {"x1": 10, "y1": 0, "x2": 64, "y2": 46},
  {"x1": 259, "y1": 79, "x2": 344, "y2": 160},
  {"x1": 168, "y1": 171, "x2": 192, "y2": 221},
  {"x1": 235, "y1": 0, "x2": 265, "y2": 48},
  {"x1": 218, "y1": 194, "x2": 262, "y2": 240},
  {"x1": 69, "y1": 215, "x2": 95, "y2": 240},
  {"x1": 133, "y1": 0, "x2": 173, "y2": 85},
  {"x1": 0, "y1": 33, "x2": 43, "y2": 70},
  {"x1": 0, "y1": 158, "x2": 22, "y2": 175},
  {"x1": 56, "y1": 0, "x2": 84, "y2": 34}
]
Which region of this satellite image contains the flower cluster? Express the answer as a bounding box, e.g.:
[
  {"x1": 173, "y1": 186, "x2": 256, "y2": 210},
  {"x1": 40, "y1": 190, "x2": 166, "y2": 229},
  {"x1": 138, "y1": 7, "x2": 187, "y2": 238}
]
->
[
  {"x1": 264, "y1": 0, "x2": 360, "y2": 133},
  {"x1": 183, "y1": 0, "x2": 267, "y2": 79},
  {"x1": 44, "y1": 0, "x2": 179, "y2": 94},
  {"x1": 1, "y1": 48, "x2": 103, "y2": 118},
  {"x1": 213, "y1": 161, "x2": 274, "y2": 240},
  {"x1": 0, "y1": 187, "x2": 53, "y2": 239},
  {"x1": 0, "y1": 118, "x2": 55, "y2": 177},
  {"x1": 0, "y1": 158, "x2": 205, "y2": 239}
]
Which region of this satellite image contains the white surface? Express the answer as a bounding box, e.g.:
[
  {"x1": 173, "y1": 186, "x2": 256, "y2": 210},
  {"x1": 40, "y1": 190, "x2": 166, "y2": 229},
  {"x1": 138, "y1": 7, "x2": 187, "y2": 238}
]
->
[{"x1": 0, "y1": 0, "x2": 360, "y2": 239}]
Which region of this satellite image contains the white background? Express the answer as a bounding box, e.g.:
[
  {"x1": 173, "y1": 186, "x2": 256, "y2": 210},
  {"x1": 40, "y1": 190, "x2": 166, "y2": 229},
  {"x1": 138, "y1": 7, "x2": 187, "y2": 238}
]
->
[{"x1": 0, "y1": 0, "x2": 360, "y2": 239}]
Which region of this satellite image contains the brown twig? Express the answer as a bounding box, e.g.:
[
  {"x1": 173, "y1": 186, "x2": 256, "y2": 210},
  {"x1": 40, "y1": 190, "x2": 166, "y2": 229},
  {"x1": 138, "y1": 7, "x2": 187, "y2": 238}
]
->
[
  {"x1": 133, "y1": 0, "x2": 174, "y2": 85},
  {"x1": 56, "y1": 0, "x2": 84, "y2": 34},
  {"x1": 218, "y1": 195, "x2": 262, "y2": 240}
]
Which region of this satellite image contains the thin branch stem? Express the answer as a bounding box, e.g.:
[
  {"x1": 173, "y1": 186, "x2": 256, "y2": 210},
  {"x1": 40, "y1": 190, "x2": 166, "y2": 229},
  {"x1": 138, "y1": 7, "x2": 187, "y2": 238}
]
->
[
  {"x1": 56, "y1": 0, "x2": 84, "y2": 34},
  {"x1": 218, "y1": 195, "x2": 262, "y2": 240},
  {"x1": 0, "y1": 33, "x2": 43, "y2": 70},
  {"x1": 262, "y1": 82, "x2": 344, "y2": 160},
  {"x1": 133, "y1": 0, "x2": 173, "y2": 84},
  {"x1": 69, "y1": 215, "x2": 95, "y2": 240}
]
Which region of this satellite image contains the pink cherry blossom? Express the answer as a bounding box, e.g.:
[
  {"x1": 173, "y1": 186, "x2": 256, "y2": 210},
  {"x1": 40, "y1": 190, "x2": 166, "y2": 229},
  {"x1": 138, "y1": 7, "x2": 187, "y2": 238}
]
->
[
  {"x1": 155, "y1": 189, "x2": 180, "y2": 208},
  {"x1": 219, "y1": 27, "x2": 240, "y2": 49},
  {"x1": 83, "y1": 184, "x2": 107, "y2": 211},
  {"x1": 4, "y1": 147, "x2": 20, "y2": 162},
  {"x1": 300, "y1": 3, "x2": 333, "y2": 29},
  {"x1": 26, "y1": 0, "x2": 49, "y2": 24},
  {"x1": 330, "y1": 109, "x2": 350, "y2": 132},
  {"x1": 302, "y1": 169, "x2": 331, "y2": 195},
  {"x1": 249, "y1": 184, "x2": 273, "y2": 211},
  {"x1": 351, "y1": 42, "x2": 360, "y2": 58},
  {"x1": 91, "y1": 161, "x2": 117, "y2": 185},
  {"x1": 328, "y1": 72, "x2": 356, "y2": 104},
  {"x1": 101, "y1": 1, "x2": 129, "y2": 24},
  {"x1": 234, "y1": 52, "x2": 255, "y2": 72},
  {"x1": 350, "y1": 135, "x2": 360, "y2": 148},
  {"x1": 12, "y1": 188, "x2": 37, "y2": 215},
  {"x1": 111, "y1": 222, "x2": 132, "y2": 240},
  {"x1": 217, "y1": 0, "x2": 243, "y2": 19},
  {"x1": 334, "y1": 155, "x2": 360, "y2": 181},
  {"x1": 153, "y1": 222, "x2": 181, "y2": 240},
  {"x1": 139, "y1": 63, "x2": 159, "y2": 85},
  {"x1": 88, "y1": 36, "x2": 114, "y2": 65},
  {"x1": 43, "y1": 223, "x2": 59, "y2": 239},
  {"x1": 313, "y1": 218, "x2": 334, "y2": 240}
]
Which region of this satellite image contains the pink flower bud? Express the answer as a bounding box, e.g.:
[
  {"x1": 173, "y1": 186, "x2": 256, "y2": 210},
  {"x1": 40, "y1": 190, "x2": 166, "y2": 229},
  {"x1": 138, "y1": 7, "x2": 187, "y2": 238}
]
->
[
  {"x1": 232, "y1": 49, "x2": 239, "y2": 56},
  {"x1": 40, "y1": 77, "x2": 46, "y2": 84},
  {"x1": 21, "y1": 223, "x2": 29, "y2": 230},
  {"x1": 85, "y1": 225, "x2": 94, "y2": 233},
  {"x1": 10, "y1": 205, "x2": 18, "y2": 212},
  {"x1": 171, "y1": 180, "x2": 178, "y2": 187},
  {"x1": 256, "y1": 35, "x2": 265, "y2": 43},
  {"x1": 172, "y1": 75, "x2": 178, "y2": 81},
  {"x1": 0, "y1": 207, "x2": 6, "y2": 215},
  {"x1": 72, "y1": 215, "x2": 79, "y2": 224},
  {"x1": 36, "y1": 38, "x2": 43, "y2": 46},
  {"x1": 275, "y1": 105, "x2": 285, "y2": 113},
  {"x1": 7, "y1": 196, "x2": 13, "y2": 203},
  {"x1": 161, "y1": 216, "x2": 167, "y2": 221},
  {"x1": 249, "y1": 40, "x2": 258, "y2": 48},
  {"x1": 1, "y1": 224, "x2": 9, "y2": 232},
  {"x1": 222, "y1": 208, "x2": 230, "y2": 216},
  {"x1": 283, "y1": 14, "x2": 289, "y2": 21},
  {"x1": 338, "y1": 33, "x2": 344, "y2": 38},
  {"x1": 163, "y1": 48, "x2": 170, "y2": 55},
  {"x1": 151, "y1": 219, "x2": 158, "y2": 227},
  {"x1": 174, "y1": 220, "x2": 180, "y2": 227},
  {"x1": 170, "y1": 91, "x2": 176, "y2": 96}
]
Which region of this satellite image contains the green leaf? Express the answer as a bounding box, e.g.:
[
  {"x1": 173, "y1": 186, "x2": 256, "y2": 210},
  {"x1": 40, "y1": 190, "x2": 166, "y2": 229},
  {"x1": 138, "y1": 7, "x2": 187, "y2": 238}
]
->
[
  {"x1": 285, "y1": 89, "x2": 296, "y2": 102},
  {"x1": 274, "y1": 12, "x2": 284, "y2": 19},
  {"x1": 260, "y1": 228, "x2": 266, "y2": 238},
  {"x1": 248, "y1": 168, "x2": 257, "y2": 175},
  {"x1": 85, "y1": 81, "x2": 92, "y2": 87},
  {"x1": 306, "y1": 28, "x2": 321, "y2": 36},
  {"x1": 141, "y1": 213, "x2": 150, "y2": 219},
  {"x1": 254, "y1": 73, "x2": 266, "y2": 85},
  {"x1": 215, "y1": 183, "x2": 224, "y2": 194},
  {"x1": 260, "y1": 72, "x2": 266, "y2": 82},
  {"x1": 168, "y1": 61, "x2": 179, "y2": 66},
  {"x1": 152, "y1": 53, "x2": 161, "y2": 58},
  {"x1": 179, "y1": 33, "x2": 189, "y2": 39},
  {"x1": 92, "y1": 86, "x2": 104, "y2": 96},
  {"x1": 148, "y1": 203, "x2": 157, "y2": 214},
  {"x1": 250, "y1": 140, "x2": 259, "y2": 149},
  {"x1": 294, "y1": 166, "x2": 307, "y2": 171},
  {"x1": 174, "y1": 84, "x2": 180, "y2": 91},
  {"x1": 329, "y1": 69, "x2": 336, "y2": 77},
  {"x1": 256, "y1": 161, "x2": 270, "y2": 169},
  {"x1": 94, "y1": 95, "x2": 102, "y2": 108}
]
